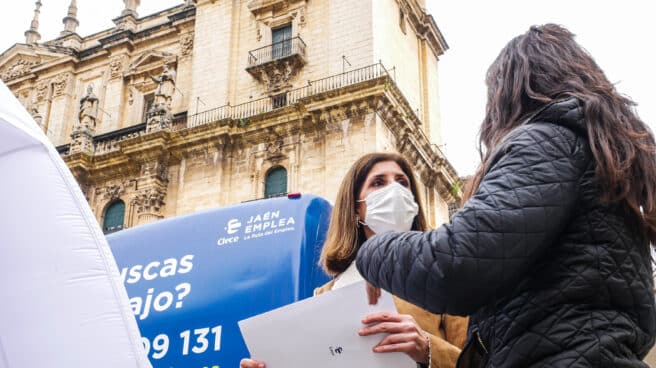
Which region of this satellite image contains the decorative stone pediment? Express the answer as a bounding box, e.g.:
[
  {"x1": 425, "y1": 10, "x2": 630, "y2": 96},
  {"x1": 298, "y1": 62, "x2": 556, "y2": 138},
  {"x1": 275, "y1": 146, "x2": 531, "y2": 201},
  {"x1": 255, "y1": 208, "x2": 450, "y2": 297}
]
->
[
  {"x1": 0, "y1": 46, "x2": 69, "y2": 83},
  {"x1": 124, "y1": 50, "x2": 177, "y2": 79},
  {"x1": 248, "y1": 0, "x2": 298, "y2": 14},
  {"x1": 248, "y1": 0, "x2": 308, "y2": 35},
  {"x1": 0, "y1": 55, "x2": 41, "y2": 82}
]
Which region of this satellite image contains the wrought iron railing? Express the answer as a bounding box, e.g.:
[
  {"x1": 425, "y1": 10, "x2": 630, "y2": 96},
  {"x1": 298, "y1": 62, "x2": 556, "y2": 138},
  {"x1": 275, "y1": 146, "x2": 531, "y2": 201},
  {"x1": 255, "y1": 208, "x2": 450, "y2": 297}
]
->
[
  {"x1": 183, "y1": 63, "x2": 389, "y2": 127},
  {"x1": 248, "y1": 36, "x2": 307, "y2": 67},
  {"x1": 289, "y1": 63, "x2": 389, "y2": 104},
  {"x1": 57, "y1": 62, "x2": 450, "y2": 165},
  {"x1": 171, "y1": 112, "x2": 189, "y2": 131},
  {"x1": 185, "y1": 105, "x2": 230, "y2": 128}
]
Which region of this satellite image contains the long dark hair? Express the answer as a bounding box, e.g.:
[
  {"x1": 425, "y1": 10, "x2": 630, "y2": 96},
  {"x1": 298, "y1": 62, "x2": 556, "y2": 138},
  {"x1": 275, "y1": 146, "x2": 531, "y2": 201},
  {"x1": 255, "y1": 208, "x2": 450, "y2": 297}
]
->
[
  {"x1": 319, "y1": 152, "x2": 428, "y2": 275},
  {"x1": 468, "y1": 24, "x2": 656, "y2": 247}
]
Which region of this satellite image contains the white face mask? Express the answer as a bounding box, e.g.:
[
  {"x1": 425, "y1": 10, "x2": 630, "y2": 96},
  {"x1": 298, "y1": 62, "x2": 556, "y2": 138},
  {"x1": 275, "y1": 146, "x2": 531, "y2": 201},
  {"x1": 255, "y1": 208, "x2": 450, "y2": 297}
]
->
[{"x1": 358, "y1": 181, "x2": 419, "y2": 234}]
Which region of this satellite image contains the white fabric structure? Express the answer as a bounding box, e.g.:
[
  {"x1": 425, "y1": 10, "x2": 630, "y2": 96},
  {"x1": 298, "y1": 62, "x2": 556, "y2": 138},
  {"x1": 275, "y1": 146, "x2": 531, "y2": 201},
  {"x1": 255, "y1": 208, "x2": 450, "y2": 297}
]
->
[{"x1": 0, "y1": 81, "x2": 150, "y2": 367}]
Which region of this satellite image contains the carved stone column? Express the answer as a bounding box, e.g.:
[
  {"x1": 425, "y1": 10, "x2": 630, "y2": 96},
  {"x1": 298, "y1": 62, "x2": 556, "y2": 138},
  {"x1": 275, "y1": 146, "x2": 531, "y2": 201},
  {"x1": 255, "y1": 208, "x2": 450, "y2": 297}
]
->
[
  {"x1": 132, "y1": 158, "x2": 169, "y2": 225},
  {"x1": 46, "y1": 72, "x2": 73, "y2": 144},
  {"x1": 132, "y1": 187, "x2": 166, "y2": 225}
]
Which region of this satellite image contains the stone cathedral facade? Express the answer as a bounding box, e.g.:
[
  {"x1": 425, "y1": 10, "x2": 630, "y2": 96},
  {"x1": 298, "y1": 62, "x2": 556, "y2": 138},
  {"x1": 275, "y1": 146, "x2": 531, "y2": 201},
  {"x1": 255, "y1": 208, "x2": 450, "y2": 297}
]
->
[{"x1": 0, "y1": 0, "x2": 461, "y2": 233}]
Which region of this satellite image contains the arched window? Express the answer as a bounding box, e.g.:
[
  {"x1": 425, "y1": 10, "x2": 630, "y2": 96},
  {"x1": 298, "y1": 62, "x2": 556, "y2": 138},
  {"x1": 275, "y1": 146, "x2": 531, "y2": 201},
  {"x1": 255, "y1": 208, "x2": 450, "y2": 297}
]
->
[
  {"x1": 103, "y1": 200, "x2": 125, "y2": 234},
  {"x1": 265, "y1": 166, "x2": 288, "y2": 198}
]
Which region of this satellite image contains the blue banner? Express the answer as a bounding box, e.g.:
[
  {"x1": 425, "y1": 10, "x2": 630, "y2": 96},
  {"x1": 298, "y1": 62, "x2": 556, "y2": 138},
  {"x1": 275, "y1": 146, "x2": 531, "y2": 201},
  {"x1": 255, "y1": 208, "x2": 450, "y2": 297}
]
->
[{"x1": 107, "y1": 194, "x2": 332, "y2": 368}]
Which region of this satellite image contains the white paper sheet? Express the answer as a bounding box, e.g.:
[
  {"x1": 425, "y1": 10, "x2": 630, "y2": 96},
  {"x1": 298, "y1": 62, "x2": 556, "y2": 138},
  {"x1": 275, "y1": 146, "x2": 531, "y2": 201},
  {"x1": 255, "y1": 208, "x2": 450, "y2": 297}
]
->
[{"x1": 238, "y1": 281, "x2": 413, "y2": 368}]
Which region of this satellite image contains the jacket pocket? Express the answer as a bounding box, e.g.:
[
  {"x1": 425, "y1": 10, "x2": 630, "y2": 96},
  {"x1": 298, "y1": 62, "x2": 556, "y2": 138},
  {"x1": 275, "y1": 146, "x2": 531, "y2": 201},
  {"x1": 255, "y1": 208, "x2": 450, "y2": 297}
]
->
[{"x1": 455, "y1": 330, "x2": 488, "y2": 368}]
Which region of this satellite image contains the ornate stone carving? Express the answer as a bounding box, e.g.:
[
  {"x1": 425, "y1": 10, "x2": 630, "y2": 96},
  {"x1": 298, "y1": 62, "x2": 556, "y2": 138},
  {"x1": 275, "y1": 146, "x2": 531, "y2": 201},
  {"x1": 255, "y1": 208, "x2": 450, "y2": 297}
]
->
[
  {"x1": 132, "y1": 188, "x2": 166, "y2": 214},
  {"x1": 140, "y1": 160, "x2": 169, "y2": 181},
  {"x1": 251, "y1": 58, "x2": 301, "y2": 93},
  {"x1": 298, "y1": 6, "x2": 306, "y2": 28},
  {"x1": 78, "y1": 84, "x2": 99, "y2": 130},
  {"x1": 108, "y1": 56, "x2": 124, "y2": 79},
  {"x1": 146, "y1": 105, "x2": 172, "y2": 132},
  {"x1": 52, "y1": 73, "x2": 71, "y2": 97},
  {"x1": 95, "y1": 183, "x2": 127, "y2": 201},
  {"x1": 179, "y1": 32, "x2": 194, "y2": 57},
  {"x1": 150, "y1": 64, "x2": 176, "y2": 107},
  {"x1": 140, "y1": 161, "x2": 156, "y2": 176},
  {"x1": 70, "y1": 131, "x2": 94, "y2": 154},
  {"x1": 255, "y1": 21, "x2": 262, "y2": 42},
  {"x1": 106, "y1": 184, "x2": 125, "y2": 200},
  {"x1": 70, "y1": 85, "x2": 98, "y2": 155},
  {"x1": 266, "y1": 138, "x2": 284, "y2": 160},
  {"x1": 145, "y1": 65, "x2": 176, "y2": 133},
  {"x1": 35, "y1": 80, "x2": 48, "y2": 102},
  {"x1": 26, "y1": 97, "x2": 43, "y2": 127},
  {"x1": 125, "y1": 51, "x2": 177, "y2": 80},
  {"x1": 0, "y1": 57, "x2": 40, "y2": 82}
]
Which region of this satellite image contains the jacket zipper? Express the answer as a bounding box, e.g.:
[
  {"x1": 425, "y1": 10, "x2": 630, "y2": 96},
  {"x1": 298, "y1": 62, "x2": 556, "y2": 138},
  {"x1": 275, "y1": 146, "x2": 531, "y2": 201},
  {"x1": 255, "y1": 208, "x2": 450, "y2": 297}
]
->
[
  {"x1": 476, "y1": 331, "x2": 489, "y2": 355},
  {"x1": 455, "y1": 328, "x2": 488, "y2": 368}
]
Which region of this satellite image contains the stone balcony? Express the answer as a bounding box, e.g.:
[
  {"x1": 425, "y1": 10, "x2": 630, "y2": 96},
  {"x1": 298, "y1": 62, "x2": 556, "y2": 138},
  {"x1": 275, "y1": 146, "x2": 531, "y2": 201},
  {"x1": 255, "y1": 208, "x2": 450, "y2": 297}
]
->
[{"x1": 245, "y1": 36, "x2": 307, "y2": 94}]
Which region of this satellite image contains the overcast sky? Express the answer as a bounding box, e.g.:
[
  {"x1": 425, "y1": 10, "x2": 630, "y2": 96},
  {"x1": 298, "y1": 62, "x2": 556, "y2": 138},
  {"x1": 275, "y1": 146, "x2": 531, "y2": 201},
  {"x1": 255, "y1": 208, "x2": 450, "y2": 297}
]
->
[{"x1": 1, "y1": 1, "x2": 653, "y2": 176}]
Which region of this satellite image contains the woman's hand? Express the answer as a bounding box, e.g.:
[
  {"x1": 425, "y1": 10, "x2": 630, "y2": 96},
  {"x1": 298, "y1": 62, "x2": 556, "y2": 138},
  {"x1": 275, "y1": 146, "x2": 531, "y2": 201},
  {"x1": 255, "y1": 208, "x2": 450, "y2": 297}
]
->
[
  {"x1": 366, "y1": 282, "x2": 381, "y2": 305},
  {"x1": 240, "y1": 358, "x2": 265, "y2": 368},
  {"x1": 359, "y1": 312, "x2": 429, "y2": 364}
]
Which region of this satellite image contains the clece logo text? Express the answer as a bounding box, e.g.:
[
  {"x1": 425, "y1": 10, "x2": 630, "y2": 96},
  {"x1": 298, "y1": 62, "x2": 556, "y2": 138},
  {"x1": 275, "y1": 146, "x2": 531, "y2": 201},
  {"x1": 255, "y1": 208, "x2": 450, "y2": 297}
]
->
[
  {"x1": 217, "y1": 219, "x2": 242, "y2": 246},
  {"x1": 225, "y1": 218, "x2": 242, "y2": 234}
]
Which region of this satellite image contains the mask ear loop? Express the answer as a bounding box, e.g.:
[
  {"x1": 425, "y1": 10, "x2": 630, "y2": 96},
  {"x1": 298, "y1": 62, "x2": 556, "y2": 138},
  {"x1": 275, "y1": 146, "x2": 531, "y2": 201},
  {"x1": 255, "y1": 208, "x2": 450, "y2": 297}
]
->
[{"x1": 355, "y1": 199, "x2": 367, "y2": 227}]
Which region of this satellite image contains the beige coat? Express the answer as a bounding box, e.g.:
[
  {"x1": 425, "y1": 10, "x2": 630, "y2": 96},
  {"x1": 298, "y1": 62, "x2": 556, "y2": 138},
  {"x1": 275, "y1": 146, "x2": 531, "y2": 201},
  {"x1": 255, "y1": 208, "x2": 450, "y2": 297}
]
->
[{"x1": 314, "y1": 279, "x2": 468, "y2": 368}]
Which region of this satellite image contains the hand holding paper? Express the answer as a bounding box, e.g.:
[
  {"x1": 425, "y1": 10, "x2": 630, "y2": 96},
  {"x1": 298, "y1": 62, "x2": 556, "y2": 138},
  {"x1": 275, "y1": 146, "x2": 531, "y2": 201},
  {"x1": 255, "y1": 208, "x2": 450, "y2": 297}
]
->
[
  {"x1": 359, "y1": 311, "x2": 430, "y2": 364},
  {"x1": 238, "y1": 281, "x2": 414, "y2": 368}
]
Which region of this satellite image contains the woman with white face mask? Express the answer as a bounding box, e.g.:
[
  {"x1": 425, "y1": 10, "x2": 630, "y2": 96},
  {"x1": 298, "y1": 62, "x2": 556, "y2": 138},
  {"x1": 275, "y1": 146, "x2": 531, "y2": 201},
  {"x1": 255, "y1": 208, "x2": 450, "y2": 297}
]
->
[{"x1": 240, "y1": 153, "x2": 468, "y2": 368}]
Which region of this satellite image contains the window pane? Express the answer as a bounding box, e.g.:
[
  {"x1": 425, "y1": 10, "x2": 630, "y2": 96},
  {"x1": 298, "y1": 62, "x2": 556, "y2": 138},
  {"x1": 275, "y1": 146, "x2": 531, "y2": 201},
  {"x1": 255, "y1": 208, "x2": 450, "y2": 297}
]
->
[
  {"x1": 272, "y1": 24, "x2": 292, "y2": 59},
  {"x1": 265, "y1": 167, "x2": 288, "y2": 198},
  {"x1": 142, "y1": 94, "x2": 154, "y2": 124},
  {"x1": 104, "y1": 200, "x2": 125, "y2": 234}
]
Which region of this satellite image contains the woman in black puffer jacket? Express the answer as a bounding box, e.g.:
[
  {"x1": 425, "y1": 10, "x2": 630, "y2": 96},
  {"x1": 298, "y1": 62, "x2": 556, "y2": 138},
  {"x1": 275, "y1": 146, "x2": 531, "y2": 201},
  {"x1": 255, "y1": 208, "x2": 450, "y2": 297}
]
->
[{"x1": 356, "y1": 24, "x2": 656, "y2": 367}]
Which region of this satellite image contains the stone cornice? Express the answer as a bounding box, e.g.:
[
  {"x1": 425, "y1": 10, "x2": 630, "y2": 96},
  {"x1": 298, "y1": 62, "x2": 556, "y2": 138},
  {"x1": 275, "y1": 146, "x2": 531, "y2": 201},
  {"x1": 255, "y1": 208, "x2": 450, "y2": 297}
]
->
[
  {"x1": 401, "y1": 0, "x2": 449, "y2": 57},
  {"x1": 0, "y1": 4, "x2": 194, "y2": 72},
  {"x1": 61, "y1": 68, "x2": 461, "y2": 202},
  {"x1": 247, "y1": 0, "x2": 307, "y2": 15},
  {"x1": 0, "y1": 45, "x2": 75, "y2": 85}
]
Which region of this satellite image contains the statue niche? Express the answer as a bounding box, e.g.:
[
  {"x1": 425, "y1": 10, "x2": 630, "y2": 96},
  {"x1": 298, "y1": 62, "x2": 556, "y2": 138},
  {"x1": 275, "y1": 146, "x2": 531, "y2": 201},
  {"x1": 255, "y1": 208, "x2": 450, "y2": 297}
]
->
[{"x1": 146, "y1": 64, "x2": 176, "y2": 133}]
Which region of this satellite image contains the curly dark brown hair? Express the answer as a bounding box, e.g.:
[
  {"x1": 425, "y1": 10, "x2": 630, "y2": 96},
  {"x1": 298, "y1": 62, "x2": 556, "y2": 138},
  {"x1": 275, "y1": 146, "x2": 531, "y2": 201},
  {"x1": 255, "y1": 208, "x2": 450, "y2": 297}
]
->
[{"x1": 467, "y1": 24, "x2": 656, "y2": 248}]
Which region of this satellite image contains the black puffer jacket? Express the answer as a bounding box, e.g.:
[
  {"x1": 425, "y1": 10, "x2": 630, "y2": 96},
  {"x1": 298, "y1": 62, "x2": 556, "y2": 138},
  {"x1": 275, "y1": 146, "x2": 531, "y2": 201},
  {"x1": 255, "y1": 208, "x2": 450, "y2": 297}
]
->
[{"x1": 356, "y1": 98, "x2": 656, "y2": 367}]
